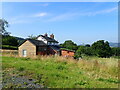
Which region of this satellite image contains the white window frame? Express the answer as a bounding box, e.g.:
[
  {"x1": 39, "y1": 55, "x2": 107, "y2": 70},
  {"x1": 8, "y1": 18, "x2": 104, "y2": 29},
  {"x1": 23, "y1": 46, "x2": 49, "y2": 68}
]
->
[{"x1": 22, "y1": 49, "x2": 27, "y2": 57}]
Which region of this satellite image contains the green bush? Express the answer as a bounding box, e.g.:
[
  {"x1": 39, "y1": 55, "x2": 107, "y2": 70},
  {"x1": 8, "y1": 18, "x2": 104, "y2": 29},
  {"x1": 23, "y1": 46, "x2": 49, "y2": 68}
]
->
[
  {"x1": 18, "y1": 66, "x2": 25, "y2": 71},
  {"x1": 75, "y1": 46, "x2": 93, "y2": 59},
  {"x1": 111, "y1": 47, "x2": 120, "y2": 56},
  {"x1": 60, "y1": 40, "x2": 78, "y2": 51},
  {"x1": 91, "y1": 40, "x2": 112, "y2": 58}
]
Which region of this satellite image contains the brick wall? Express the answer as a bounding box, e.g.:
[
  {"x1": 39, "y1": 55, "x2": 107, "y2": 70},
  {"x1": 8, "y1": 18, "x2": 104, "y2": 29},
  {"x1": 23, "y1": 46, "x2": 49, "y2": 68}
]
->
[{"x1": 61, "y1": 50, "x2": 74, "y2": 57}]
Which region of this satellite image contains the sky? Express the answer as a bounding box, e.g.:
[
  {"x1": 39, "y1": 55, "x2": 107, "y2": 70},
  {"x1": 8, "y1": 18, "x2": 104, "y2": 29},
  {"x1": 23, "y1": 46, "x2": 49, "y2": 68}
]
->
[{"x1": 2, "y1": 2, "x2": 118, "y2": 45}]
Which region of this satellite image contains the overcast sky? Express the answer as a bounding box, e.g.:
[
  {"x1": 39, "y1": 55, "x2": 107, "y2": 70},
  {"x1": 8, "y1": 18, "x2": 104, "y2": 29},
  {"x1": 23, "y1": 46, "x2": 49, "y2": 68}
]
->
[{"x1": 2, "y1": 2, "x2": 118, "y2": 44}]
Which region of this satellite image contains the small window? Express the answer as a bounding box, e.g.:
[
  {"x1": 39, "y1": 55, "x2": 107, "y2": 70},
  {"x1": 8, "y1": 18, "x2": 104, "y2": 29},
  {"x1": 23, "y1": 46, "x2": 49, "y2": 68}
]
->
[{"x1": 22, "y1": 50, "x2": 27, "y2": 57}]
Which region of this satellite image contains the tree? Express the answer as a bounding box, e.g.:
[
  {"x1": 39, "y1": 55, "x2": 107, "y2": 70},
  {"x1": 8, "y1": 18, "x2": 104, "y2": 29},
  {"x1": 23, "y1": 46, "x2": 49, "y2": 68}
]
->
[
  {"x1": 85, "y1": 44, "x2": 90, "y2": 47},
  {"x1": 111, "y1": 47, "x2": 120, "y2": 56},
  {"x1": 0, "y1": 19, "x2": 10, "y2": 35},
  {"x1": 75, "y1": 45, "x2": 93, "y2": 58},
  {"x1": 28, "y1": 34, "x2": 37, "y2": 39},
  {"x1": 60, "y1": 40, "x2": 78, "y2": 50},
  {"x1": 91, "y1": 40, "x2": 112, "y2": 58}
]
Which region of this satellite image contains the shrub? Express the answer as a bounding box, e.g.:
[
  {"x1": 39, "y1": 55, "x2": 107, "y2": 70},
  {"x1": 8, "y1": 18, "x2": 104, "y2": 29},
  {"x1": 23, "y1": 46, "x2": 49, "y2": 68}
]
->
[
  {"x1": 91, "y1": 40, "x2": 112, "y2": 58},
  {"x1": 18, "y1": 66, "x2": 25, "y2": 71}
]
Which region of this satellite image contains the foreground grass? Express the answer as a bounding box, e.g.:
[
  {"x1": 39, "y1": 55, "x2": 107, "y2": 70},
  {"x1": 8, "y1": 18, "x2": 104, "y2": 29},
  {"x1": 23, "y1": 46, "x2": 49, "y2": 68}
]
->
[{"x1": 2, "y1": 56, "x2": 119, "y2": 88}]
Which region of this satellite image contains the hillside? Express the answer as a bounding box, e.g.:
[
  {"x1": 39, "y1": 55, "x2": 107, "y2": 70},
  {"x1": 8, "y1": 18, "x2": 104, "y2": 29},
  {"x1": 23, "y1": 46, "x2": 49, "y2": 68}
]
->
[
  {"x1": 79, "y1": 42, "x2": 120, "y2": 47},
  {"x1": 14, "y1": 36, "x2": 25, "y2": 44}
]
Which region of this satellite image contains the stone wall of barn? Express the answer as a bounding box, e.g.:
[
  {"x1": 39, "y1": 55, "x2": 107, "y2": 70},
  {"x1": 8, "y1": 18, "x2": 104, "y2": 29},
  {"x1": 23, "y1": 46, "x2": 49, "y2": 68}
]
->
[
  {"x1": 18, "y1": 40, "x2": 36, "y2": 57},
  {"x1": 61, "y1": 50, "x2": 74, "y2": 57}
]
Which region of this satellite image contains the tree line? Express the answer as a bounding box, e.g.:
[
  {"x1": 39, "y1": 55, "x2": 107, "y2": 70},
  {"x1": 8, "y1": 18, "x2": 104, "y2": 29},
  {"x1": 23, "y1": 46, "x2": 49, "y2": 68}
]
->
[{"x1": 60, "y1": 40, "x2": 120, "y2": 58}]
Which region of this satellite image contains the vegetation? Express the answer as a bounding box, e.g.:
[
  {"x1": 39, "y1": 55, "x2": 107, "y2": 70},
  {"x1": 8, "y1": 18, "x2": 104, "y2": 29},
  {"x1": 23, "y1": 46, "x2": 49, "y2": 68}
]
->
[
  {"x1": 28, "y1": 34, "x2": 37, "y2": 39},
  {"x1": 0, "y1": 19, "x2": 20, "y2": 49},
  {"x1": 91, "y1": 40, "x2": 112, "y2": 58},
  {"x1": 0, "y1": 19, "x2": 10, "y2": 35},
  {"x1": 111, "y1": 47, "x2": 120, "y2": 56},
  {"x1": 1, "y1": 19, "x2": 119, "y2": 88},
  {"x1": 75, "y1": 46, "x2": 93, "y2": 58},
  {"x1": 2, "y1": 35, "x2": 19, "y2": 46},
  {"x1": 60, "y1": 40, "x2": 78, "y2": 51},
  {"x1": 2, "y1": 45, "x2": 18, "y2": 50},
  {"x1": 74, "y1": 40, "x2": 120, "y2": 58},
  {"x1": 2, "y1": 56, "x2": 119, "y2": 88}
]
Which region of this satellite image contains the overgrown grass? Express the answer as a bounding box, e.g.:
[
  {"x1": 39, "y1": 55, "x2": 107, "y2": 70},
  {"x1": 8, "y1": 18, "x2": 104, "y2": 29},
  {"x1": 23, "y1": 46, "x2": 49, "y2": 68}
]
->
[{"x1": 2, "y1": 56, "x2": 119, "y2": 88}]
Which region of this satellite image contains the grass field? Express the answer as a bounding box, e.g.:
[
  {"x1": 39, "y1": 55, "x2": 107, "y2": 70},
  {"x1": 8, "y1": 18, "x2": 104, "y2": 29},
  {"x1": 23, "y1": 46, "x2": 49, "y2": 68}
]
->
[{"x1": 2, "y1": 56, "x2": 119, "y2": 88}]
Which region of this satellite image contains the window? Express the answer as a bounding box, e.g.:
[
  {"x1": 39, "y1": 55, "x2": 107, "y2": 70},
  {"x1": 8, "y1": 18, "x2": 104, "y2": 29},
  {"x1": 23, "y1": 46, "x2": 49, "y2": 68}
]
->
[
  {"x1": 38, "y1": 47, "x2": 47, "y2": 51},
  {"x1": 48, "y1": 42, "x2": 49, "y2": 45},
  {"x1": 22, "y1": 50, "x2": 27, "y2": 57},
  {"x1": 48, "y1": 42, "x2": 51, "y2": 45}
]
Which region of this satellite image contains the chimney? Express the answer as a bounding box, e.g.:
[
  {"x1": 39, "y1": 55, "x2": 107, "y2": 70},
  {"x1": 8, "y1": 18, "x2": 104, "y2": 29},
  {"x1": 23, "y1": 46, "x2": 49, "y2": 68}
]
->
[
  {"x1": 44, "y1": 33, "x2": 48, "y2": 37},
  {"x1": 50, "y1": 34, "x2": 54, "y2": 39}
]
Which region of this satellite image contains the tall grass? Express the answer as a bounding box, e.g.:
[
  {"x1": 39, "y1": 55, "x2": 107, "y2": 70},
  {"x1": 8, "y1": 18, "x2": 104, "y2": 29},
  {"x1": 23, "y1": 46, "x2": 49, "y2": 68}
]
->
[{"x1": 2, "y1": 54, "x2": 119, "y2": 88}]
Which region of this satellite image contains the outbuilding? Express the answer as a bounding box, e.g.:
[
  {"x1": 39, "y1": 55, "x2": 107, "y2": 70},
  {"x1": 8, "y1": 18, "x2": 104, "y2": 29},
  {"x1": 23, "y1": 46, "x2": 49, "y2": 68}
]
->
[{"x1": 61, "y1": 48, "x2": 75, "y2": 57}]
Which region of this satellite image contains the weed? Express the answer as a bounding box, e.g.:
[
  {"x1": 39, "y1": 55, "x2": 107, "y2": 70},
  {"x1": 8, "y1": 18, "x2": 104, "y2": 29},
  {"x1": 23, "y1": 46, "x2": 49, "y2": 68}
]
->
[
  {"x1": 23, "y1": 82, "x2": 28, "y2": 85},
  {"x1": 98, "y1": 78, "x2": 119, "y2": 84},
  {"x1": 56, "y1": 65, "x2": 66, "y2": 70},
  {"x1": 17, "y1": 66, "x2": 25, "y2": 71},
  {"x1": 74, "y1": 80, "x2": 87, "y2": 85}
]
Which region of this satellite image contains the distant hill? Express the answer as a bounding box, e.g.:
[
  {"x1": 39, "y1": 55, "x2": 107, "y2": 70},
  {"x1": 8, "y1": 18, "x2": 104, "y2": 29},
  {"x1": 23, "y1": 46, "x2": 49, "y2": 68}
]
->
[
  {"x1": 12, "y1": 36, "x2": 120, "y2": 47},
  {"x1": 78, "y1": 42, "x2": 120, "y2": 47},
  {"x1": 14, "y1": 36, "x2": 25, "y2": 41},
  {"x1": 109, "y1": 42, "x2": 120, "y2": 47},
  {"x1": 14, "y1": 36, "x2": 25, "y2": 44}
]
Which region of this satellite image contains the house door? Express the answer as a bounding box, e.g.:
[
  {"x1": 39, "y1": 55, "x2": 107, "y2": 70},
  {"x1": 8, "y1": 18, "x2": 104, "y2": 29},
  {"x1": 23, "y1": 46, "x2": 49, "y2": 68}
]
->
[{"x1": 22, "y1": 50, "x2": 27, "y2": 57}]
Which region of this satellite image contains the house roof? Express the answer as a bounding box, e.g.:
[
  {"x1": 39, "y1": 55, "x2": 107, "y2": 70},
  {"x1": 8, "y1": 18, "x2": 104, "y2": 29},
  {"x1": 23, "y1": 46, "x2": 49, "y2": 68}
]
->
[
  {"x1": 18, "y1": 39, "x2": 46, "y2": 47},
  {"x1": 38, "y1": 35, "x2": 59, "y2": 43},
  {"x1": 60, "y1": 48, "x2": 75, "y2": 52},
  {"x1": 49, "y1": 45, "x2": 61, "y2": 51}
]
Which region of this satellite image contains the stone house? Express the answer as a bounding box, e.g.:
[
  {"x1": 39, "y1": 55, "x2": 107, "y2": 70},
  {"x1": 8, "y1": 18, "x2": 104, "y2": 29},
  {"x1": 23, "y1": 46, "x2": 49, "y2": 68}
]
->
[{"x1": 18, "y1": 34, "x2": 75, "y2": 57}]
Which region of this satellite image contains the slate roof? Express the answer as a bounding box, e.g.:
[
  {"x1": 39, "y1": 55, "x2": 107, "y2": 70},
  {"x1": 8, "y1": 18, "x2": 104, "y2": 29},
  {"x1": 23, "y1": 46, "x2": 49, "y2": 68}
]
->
[
  {"x1": 18, "y1": 39, "x2": 46, "y2": 47},
  {"x1": 38, "y1": 35, "x2": 59, "y2": 43},
  {"x1": 60, "y1": 48, "x2": 75, "y2": 52},
  {"x1": 49, "y1": 45, "x2": 61, "y2": 51}
]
